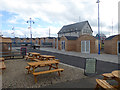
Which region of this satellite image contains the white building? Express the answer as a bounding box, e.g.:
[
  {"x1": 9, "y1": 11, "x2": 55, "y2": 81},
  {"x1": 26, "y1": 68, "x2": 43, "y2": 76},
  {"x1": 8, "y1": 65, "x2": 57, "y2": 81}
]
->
[{"x1": 58, "y1": 21, "x2": 93, "y2": 37}]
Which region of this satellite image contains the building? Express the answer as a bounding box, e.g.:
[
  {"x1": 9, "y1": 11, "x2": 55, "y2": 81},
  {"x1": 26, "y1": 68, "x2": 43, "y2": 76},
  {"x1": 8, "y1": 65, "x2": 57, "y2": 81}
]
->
[
  {"x1": 59, "y1": 36, "x2": 78, "y2": 51},
  {"x1": 44, "y1": 37, "x2": 57, "y2": 48},
  {"x1": 0, "y1": 36, "x2": 12, "y2": 52},
  {"x1": 11, "y1": 37, "x2": 57, "y2": 48},
  {"x1": 58, "y1": 21, "x2": 93, "y2": 37},
  {"x1": 104, "y1": 34, "x2": 120, "y2": 55},
  {"x1": 76, "y1": 35, "x2": 100, "y2": 53}
]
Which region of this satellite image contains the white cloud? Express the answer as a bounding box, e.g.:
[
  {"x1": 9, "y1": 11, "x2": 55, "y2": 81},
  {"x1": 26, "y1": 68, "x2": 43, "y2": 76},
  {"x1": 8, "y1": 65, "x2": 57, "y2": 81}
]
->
[{"x1": 0, "y1": 0, "x2": 119, "y2": 37}]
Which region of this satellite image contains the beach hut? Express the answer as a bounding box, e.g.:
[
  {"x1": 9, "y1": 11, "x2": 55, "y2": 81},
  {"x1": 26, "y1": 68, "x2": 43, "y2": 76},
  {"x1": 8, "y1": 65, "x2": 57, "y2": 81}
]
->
[
  {"x1": 59, "y1": 36, "x2": 78, "y2": 51},
  {"x1": 104, "y1": 34, "x2": 120, "y2": 55},
  {"x1": 0, "y1": 36, "x2": 12, "y2": 52},
  {"x1": 76, "y1": 35, "x2": 99, "y2": 53}
]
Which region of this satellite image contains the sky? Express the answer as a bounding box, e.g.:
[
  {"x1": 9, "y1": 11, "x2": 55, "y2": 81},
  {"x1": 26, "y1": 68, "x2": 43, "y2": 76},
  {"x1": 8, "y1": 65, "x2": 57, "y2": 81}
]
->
[{"x1": 0, "y1": 0, "x2": 119, "y2": 38}]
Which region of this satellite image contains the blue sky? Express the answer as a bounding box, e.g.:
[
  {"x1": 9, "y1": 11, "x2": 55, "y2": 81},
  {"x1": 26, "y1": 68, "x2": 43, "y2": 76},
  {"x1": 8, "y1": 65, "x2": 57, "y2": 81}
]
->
[{"x1": 0, "y1": 0, "x2": 119, "y2": 38}]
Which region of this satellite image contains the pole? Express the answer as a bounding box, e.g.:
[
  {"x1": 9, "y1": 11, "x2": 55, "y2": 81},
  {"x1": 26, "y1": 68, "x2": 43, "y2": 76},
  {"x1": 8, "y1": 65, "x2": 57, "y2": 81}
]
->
[
  {"x1": 30, "y1": 18, "x2": 32, "y2": 44},
  {"x1": 97, "y1": 0, "x2": 100, "y2": 54},
  {"x1": 12, "y1": 27, "x2": 15, "y2": 44},
  {"x1": 27, "y1": 18, "x2": 35, "y2": 45}
]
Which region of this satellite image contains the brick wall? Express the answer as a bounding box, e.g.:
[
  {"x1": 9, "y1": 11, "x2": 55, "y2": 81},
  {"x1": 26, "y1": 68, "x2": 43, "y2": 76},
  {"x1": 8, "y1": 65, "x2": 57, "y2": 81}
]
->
[
  {"x1": 104, "y1": 35, "x2": 119, "y2": 55},
  {"x1": 76, "y1": 35, "x2": 98, "y2": 53},
  {"x1": 67, "y1": 40, "x2": 77, "y2": 51}
]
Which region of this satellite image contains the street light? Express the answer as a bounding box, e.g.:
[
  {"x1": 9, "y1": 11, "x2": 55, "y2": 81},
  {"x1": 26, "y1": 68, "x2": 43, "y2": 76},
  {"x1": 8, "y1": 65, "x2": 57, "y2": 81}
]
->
[
  {"x1": 12, "y1": 26, "x2": 15, "y2": 44},
  {"x1": 27, "y1": 18, "x2": 35, "y2": 45},
  {"x1": 96, "y1": 0, "x2": 100, "y2": 55}
]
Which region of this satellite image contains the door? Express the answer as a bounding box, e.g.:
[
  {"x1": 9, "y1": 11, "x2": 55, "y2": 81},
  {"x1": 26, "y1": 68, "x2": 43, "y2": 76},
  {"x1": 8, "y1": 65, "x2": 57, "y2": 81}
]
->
[
  {"x1": 41, "y1": 40, "x2": 43, "y2": 46},
  {"x1": 61, "y1": 40, "x2": 65, "y2": 51},
  {"x1": 57, "y1": 39, "x2": 58, "y2": 49},
  {"x1": 117, "y1": 41, "x2": 120, "y2": 55},
  {"x1": 81, "y1": 40, "x2": 90, "y2": 53},
  {"x1": 53, "y1": 39, "x2": 55, "y2": 48}
]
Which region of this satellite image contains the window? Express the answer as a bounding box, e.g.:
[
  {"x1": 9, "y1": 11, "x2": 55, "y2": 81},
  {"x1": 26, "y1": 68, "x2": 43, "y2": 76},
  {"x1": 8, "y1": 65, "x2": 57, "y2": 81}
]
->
[{"x1": 36, "y1": 40, "x2": 38, "y2": 44}]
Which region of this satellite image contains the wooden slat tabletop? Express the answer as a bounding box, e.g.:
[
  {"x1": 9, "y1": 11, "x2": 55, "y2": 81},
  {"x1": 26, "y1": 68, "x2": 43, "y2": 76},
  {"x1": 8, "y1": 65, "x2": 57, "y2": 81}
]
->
[{"x1": 27, "y1": 60, "x2": 59, "y2": 66}]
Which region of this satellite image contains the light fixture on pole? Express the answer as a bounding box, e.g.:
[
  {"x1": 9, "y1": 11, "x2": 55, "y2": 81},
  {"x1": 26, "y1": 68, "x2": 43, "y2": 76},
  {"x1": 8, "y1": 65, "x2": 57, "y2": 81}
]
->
[
  {"x1": 27, "y1": 18, "x2": 35, "y2": 45},
  {"x1": 12, "y1": 26, "x2": 15, "y2": 44},
  {"x1": 96, "y1": 0, "x2": 100, "y2": 54}
]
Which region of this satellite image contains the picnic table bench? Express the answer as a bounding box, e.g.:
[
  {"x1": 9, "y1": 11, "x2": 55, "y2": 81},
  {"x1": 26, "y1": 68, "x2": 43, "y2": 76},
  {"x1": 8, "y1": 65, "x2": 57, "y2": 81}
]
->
[
  {"x1": 26, "y1": 60, "x2": 64, "y2": 83},
  {"x1": 0, "y1": 62, "x2": 6, "y2": 69},
  {"x1": 95, "y1": 79, "x2": 117, "y2": 90},
  {"x1": 96, "y1": 70, "x2": 120, "y2": 89},
  {"x1": 0, "y1": 51, "x2": 25, "y2": 59},
  {"x1": 0, "y1": 58, "x2": 6, "y2": 69}
]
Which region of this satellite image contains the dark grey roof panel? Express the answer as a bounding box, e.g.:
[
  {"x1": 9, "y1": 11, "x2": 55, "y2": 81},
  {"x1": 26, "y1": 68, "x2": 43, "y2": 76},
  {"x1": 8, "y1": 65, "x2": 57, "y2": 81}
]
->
[
  {"x1": 65, "y1": 36, "x2": 78, "y2": 40},
  {"x1": 47, "y1": 37, "x2": 56, "y2": 39},
  {"x1": 105, "y1": 35, "x2": 117, "y2": 40},
  {"x1": 58, "y1": 21, "x2": 88, "y2": 34}
]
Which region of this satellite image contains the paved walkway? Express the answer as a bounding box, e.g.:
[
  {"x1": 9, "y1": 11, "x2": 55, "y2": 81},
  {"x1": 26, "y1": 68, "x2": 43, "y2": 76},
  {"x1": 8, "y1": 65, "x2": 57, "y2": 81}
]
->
[{"x1": 40, "y1": 47, "x2": 119, "y2": 64}]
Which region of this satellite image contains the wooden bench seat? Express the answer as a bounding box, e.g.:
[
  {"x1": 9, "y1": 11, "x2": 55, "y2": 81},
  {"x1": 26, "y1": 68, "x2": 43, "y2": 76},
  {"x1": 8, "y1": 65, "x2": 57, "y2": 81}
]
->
[
  {"x1": 0, "y1": 62, "x2": 6, "y2": 69},
  {"x1": 95, "y1": 79, "x2": 117, "y2": 90},
  {"x1": 33, "y1": 68, "x2": 64, "y2": 83},
  {"x1": 102, "y1": 73, "x2": 114, "y2": 80},
  {"x1": 0, "y1": 57, "x2": 4, "y2": 61},
  {"x1": 25, "y1": 56, "x2": 33, "y2": 60}
]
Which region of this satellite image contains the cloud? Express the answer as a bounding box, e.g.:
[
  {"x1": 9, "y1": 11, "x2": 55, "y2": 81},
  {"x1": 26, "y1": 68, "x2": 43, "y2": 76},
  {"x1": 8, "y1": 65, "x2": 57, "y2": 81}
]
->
[{"x1": 0, "y1": 0, "x2": 119, "y2": 38}]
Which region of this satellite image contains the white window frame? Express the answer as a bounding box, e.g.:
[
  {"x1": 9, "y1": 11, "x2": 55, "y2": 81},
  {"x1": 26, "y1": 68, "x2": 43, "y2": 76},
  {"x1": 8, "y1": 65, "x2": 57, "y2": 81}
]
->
[
  {"x1": 81, "y1": 40, "x2": 90, "y2": 53},
  {"x1": 61, "y1": 40, "x2": 65, "y2": 51}
]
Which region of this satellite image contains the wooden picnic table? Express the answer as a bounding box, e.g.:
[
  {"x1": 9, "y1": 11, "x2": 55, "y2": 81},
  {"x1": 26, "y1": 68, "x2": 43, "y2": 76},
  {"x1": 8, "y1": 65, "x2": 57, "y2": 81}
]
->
[
  {"x1": 0, "y1": 57, "x2": 4, "y2": 61},
  {"x1": 0, "y1": 62, "x2": 6, "y2": 69},
  {"x1": 26, "y1": 52, "x2": 40, "y2": 60},
  {"x1": 99, "y1": 70, "x2": 120, "y2": 89},
  {"x1": 112, "y1": 70, "x2": 120, "y2": 79},
  {"x1": 27, "y1": 60, "x2": 59, "y2": 73},
  {"x1": 40, "y1": 55, "x2": 55, "y2": 60},
  {"x1": 112, "y1": 70, "x2": 120, "y2": 88},
  {"x1": 26, "y1": 60, "x2": 64, "y2": 83}
]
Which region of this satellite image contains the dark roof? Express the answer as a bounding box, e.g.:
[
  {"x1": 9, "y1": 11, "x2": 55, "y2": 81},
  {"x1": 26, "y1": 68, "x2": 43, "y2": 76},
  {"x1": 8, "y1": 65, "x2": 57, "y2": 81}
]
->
[
  {"x1": 105, "y1": 35, "x2": 117, "y2": 40},
  {"x1": 58, "y1": 21, "x2": 92, "y2": 34},
  {"x1": 32, "y1": 38, "x2": 35, "y2": 40},
  {"x1": 58, "y1": 37, "x2": 60, "y2": 40},
  {"x1": 47, "y1": 37, "x2": 56, "y2": 39},
  {"x1": 65, "y1": 36, "x2": 78, "y2": 40}
]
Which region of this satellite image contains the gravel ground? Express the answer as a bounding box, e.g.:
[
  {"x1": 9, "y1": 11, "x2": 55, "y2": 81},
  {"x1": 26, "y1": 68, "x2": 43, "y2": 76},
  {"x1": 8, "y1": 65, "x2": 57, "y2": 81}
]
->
[{"x1": 2, "y1": 57, "x2": 86, "y2": 88}]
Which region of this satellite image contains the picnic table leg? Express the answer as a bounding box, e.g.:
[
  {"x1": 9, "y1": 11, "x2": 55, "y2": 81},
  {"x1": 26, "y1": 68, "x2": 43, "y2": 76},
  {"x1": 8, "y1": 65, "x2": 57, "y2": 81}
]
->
[
  {"x1": 34, "y1": 75, "x2": 37, "y2": 83},
  {"x1": 49, "y1": 64, "x2": 52, "y2": 70},
  {"x1": 32, "y1": 66, "x2": 35, "y2": 73},
  {"x1": 55, "y1": 63, "x2": 60, "y2": 76},
  {"x1": 95, "y1": 84, "x2": 100, "y2": 90}
]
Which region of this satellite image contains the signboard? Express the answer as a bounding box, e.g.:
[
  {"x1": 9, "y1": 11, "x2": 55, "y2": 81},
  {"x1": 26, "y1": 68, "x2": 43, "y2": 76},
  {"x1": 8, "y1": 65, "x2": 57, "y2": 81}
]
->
[
  {"x1": 21, "y1": 47, "x2": 27, "y2": 56},
  {"x1": 84, "y1": 58, "x2": 97, "y2": 76}
]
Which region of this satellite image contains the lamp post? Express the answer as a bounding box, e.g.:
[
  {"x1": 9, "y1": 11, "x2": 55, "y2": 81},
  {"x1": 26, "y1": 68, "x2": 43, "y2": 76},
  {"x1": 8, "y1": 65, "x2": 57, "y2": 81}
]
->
[
  {"x1": 27, "y1": 18, "x2": 35, "y2": 45},
  {"x1": 96, "y1": 0, "x2": 100, "y2": 54},
  {"x1": 12, "y1": 26, "x2": 15, "y2": 44}
]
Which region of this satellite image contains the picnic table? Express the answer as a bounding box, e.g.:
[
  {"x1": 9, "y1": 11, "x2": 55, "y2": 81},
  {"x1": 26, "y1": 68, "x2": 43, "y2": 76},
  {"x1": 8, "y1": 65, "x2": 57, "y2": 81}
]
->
[
  {"x1": 0, "y1": 57, "x2": 6, "y2": 69},
  {"x1": 25, "y1": 52, "x2": 40, "y2": 60},
  {"x1": 96, "y1": 70, "x2": 120, "y2": 89},
  {"x1": 0, "y1": 57, "x2": 4, "y2": 61},
  {"x1": 112, "y1": 70, "x2": 120, "y2": 88},
  {"x1": 26, "y1": 60, "x2": 64, "y2": 83},
  {"x1": 40, "y1": 55, "x2": 55, "y2": 60},
  {"x1": 29, "y1": 52, "x2": 40, "y2": 59}
]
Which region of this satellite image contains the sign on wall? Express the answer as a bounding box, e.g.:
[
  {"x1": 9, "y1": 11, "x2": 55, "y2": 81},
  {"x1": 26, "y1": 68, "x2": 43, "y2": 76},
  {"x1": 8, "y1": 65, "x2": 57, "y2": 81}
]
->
[{"x1": 84, "y1": 58, "x2": 97, "y2": 76}]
